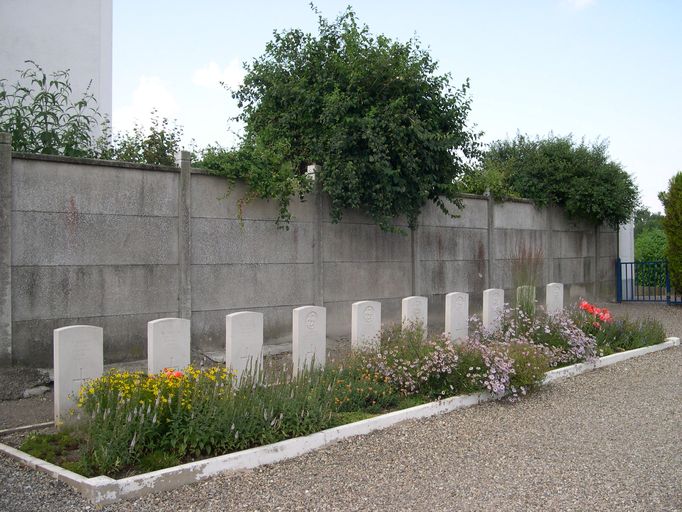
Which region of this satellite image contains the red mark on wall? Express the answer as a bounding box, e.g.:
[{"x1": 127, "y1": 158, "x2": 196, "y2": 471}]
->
[{"x1": 66, "y1": 196, "x2": 80, "y2": 236}]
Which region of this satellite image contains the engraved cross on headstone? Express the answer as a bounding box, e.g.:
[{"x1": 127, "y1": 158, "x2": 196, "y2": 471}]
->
[{"x1": 72, "y1": 367, "x2": 86, "y2": 389}]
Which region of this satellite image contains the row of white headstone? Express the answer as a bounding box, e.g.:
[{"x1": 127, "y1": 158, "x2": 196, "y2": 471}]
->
[{"x1": 53, "y1": 283, "x2": 564, "y2": 422}]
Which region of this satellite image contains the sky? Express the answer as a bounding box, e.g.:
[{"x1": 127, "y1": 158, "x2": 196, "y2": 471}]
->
[{"x1": 112, "y1": 0, "x2": 682, "y2": 214}]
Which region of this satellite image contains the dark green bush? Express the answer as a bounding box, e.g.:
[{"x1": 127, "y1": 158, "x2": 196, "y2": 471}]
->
[
  {"x1": 660, "y1": 172, "x2": 682, "y2": 290},
  {"x1": 201, "y1": 7, "x2": 480, "y2": 230},
  {"x1": 634, "y1": 228, "x2": 668, "y2": 287},
  {"x1": 463, "y1": 134, "x2": 639, "y2": 228}
]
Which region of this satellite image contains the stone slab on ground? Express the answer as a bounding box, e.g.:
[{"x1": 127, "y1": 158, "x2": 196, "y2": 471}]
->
[{"x1": 0, "y1": 367, "x2": 51, "y2": 401}]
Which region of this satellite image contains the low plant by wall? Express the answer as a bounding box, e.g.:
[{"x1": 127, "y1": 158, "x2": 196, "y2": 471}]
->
[{"x1": 19, "y1": 301, "x2": 666, "y2": 478}]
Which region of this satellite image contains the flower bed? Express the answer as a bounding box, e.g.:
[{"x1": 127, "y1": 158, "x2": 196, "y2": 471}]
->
[{"x1": 18, "y1": 301, "x2": 668, "y2": 479}]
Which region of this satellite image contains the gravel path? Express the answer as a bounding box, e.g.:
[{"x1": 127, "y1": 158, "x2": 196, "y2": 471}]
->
[{"x1": 1, "y1": 344, "x2": 680, "y2": 512}]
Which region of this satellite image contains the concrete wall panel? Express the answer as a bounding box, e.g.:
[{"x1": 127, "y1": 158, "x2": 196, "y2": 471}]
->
[
  {"x1": 419, "y1": 227, "x2": 488, "y2": 262},
  {"x1": 12, "y1": 265, "x2": 177, "y2": 321},
  {"x1": 552, "y1": 231, "x2": 594, "y2": 259},
  {"x1": 192, "y1": 218, "x2": 313, "y2": 265},
  {"x1": 420, "y1": 197, "x2": 488, "y2": 229},
  {"x1": 323, "y1": 261, "x2": 412, "y2": 302},
  {"x1": 12, "y1": 212, "x2": 177, "y2": 265},
  {"x1": 553, "y1": 258, "x2": 591, "y2": 285},
  {"x1": 599, "y1": 232, "x2": 617, "y2": 257},
  {"x1": 191, "y1": 176, "x2": 315, "y2": 222},
  {"x1": 322, "y1": 222, "x2": 411, "y2": 262},
  {"x1": 13, "y1": 160, "x2": 177, "y2": 216},
  {"x1": 493, "y1": 229, "x2": 547, "y2": 260},
  {"x1": 192, "y1": 263, "x2": 314, "y2": 311},
  {"x1": 494, "y1": 202, "x2": 545, "y2": 230},
  {"x1": 420, "y1": 260, "x2": 486, "y2": 295}
]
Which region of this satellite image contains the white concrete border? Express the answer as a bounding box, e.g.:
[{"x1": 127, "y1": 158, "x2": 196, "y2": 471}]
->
[{"x1": 0, "y1": 337, "x2": 678, "y2": 505}]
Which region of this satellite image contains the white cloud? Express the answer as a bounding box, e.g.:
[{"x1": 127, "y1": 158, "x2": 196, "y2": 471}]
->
[
  {"x1": 112, "y1": 76, "x2": 179, "y2": 132},
  {"x1": 192, "y1": 60, "x2": 245, "y2": 91},
  {"x1": 565, "y1": 0, "x2": 595, "y2": 10}
]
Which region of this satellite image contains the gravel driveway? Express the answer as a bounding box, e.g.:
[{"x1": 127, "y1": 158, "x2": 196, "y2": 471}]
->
[{"x1": 1, "y1": 342, "x2": 680, "y2": 511}]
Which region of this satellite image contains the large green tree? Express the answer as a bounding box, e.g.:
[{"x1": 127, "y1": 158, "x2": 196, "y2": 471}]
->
[
  {"x1": 202, "y1": 7, "x2": 479, "y2": 230},
  {"x1": 463, "y1": 134, "x2": 639, "y2": 228},
  {"x1": 660, "y1": 172, "x2": 682, "y2": 290},
  {"x1": 633, "y1": 207, "x2": 664, "y2": 237}
]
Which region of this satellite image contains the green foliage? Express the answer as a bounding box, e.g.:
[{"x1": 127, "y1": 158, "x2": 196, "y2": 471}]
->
[
  {"x1": 635, "y1": 227, "x2": 667, "y2": 261},
  {"x1": 660, "y1": 172, "x2": 682, "y2": 290},
  {"x1": 20, "y1": 430, "x2": 83, "y2": 473},
  {"x1": 633, "y1": 228, "x2": 667, "y2": 287},
  {"x1": 207, "y1": 7, "x2": 479, "y2": 230},
  {"x1": 0, "y1": 61, "x2": 185, "y2": 166},
  {"x1": 574, "y1": 314, "x2": 666, "y2": 355},
  {"x1": 138, "y1": 450, "x2": 182, "y2": 473},
  {"x1": 196, "y1": 141, "x2": 310, "y2": 226},
  {"x1": 97, "y1": 110, "x2": 187, "y2": 167},
  {"x1": 0, "y1": 61, "x2": 102, "y2": 157},
  {"x1": 464, "y1": 134, "x2": 639, "y2": 228},
  {"x1": 634, "y1": 207, "x2": 664, "y2": 237}
]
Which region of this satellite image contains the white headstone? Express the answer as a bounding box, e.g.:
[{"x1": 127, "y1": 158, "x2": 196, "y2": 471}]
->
[
  {"x1": 351, "y1": 301, "x2": 381, "y2": 351},
  {"x1": 546, "y1": 282, "x2": 564, "y2": 315},
  {"x1": 402, "y1": 296, "x2": 428, "y2": 339},
  {"x1": 482, "y1": 288, "x2": 504, "y2": 332},
  {"x1": 445, "y1": 292, "x2": 469, "y2": 342},
  {"x1": 226, "y1": 311, "x2": 263, "y2": 379},
  {"x1": 147, "y1": 318, "x2": 191, "y2": 374},
  {"x1": 53, "y1": 325, "x2": 103, "y2": 423},
  {"x1": 292, "y1": 306, "x2": 326, "y2": 374}
]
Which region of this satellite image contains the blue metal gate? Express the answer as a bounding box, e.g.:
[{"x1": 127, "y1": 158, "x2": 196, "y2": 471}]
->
[{"x1": 616, "y1": 259, "x2": 682, "y2": 304}]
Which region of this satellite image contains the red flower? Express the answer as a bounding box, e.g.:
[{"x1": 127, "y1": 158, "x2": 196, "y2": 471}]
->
[{"x1": 580, "y1": 300, "x2": 596, "y2": 315}]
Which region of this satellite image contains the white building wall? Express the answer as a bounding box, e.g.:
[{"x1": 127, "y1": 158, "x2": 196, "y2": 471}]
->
[
  {"x1": 618, "y1": 221, "x2": 635, "y2": 261},
  {"x1": 0, "y1": 0, "x2": 112, "y2": 122},
  {"x1": 618, "y1": 220, "x2": 635, "y2": 300}
]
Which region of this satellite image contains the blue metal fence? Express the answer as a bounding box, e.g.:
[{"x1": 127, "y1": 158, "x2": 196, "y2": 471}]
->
[{"x1": 616, "y1": 259, "x2": 682, "y2": 304}]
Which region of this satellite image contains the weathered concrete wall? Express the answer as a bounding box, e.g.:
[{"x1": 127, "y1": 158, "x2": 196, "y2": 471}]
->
[
  {"x1": 5, "y1": 153, "x2": 618, "y2": 367},
  {"x1": 10, "y1": 155, "x2": 179, "y2": 366}
]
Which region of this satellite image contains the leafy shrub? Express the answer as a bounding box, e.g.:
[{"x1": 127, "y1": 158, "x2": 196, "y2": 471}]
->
[
  {"x1": 203, "y1": 7, "x2": 480, "y2": 230},
  {"x1": 635, "y1": 228, "x2": 667, "y2": 262},
  {"x1": 660, "y1": 172, "x2": 682, "y2": 290},
  {"x1": 1, "y1": 61, "x2": 185, "y2": 166},
  {"x1": 76, "y1": 365, "x2": 341, "y2": 475},
  {"x1": 97, "y1": 110, "x2": 187, "y2": 166},
  {"x1": 571, "y1": 301, "x2": 665, "y2": 355},
  {"x1": 634, "y1": 207, "x2": 664, "y2": 237},
  {"x1": 634, "y1": 228, "x2": 668, "y2": 287},
  {"x1": 0, "y1": 61, "x2": 102, "y2": 156},
  {"x1": 464, "y1": 134, "x2": 639, "y2": 228}
]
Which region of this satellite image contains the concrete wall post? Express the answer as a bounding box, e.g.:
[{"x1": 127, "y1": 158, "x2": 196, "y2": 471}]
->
[
  {"x1": 546, "y1": 207, "x2": 554, "y2": 284},
  {"x1": 178, "y1": 151, "x2": 192, "y2": 320},
  {"x1": 486, "y1": 193, "x2": 495, "y2": 289},
  {"x1": 410, "y1": 224, "x2": 421, "y2": 295},
  {"x1": 309, "y1": 165, "x2": 324, "y2": 307},
  {"x1": 0, "y1": 133, "x2": 12, "y2": 366}
]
